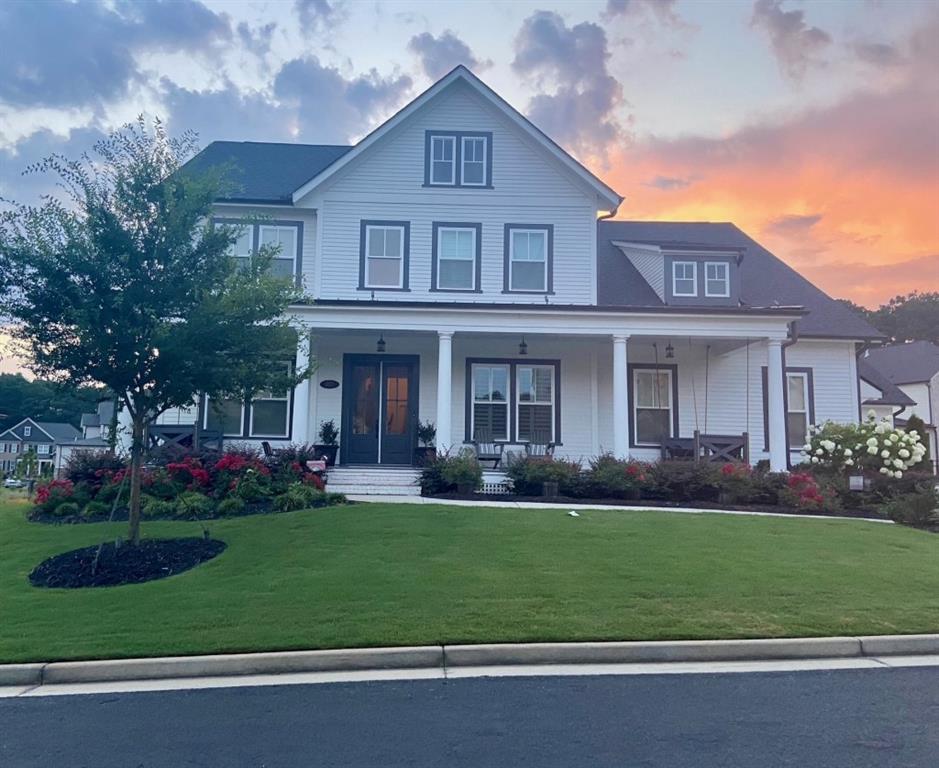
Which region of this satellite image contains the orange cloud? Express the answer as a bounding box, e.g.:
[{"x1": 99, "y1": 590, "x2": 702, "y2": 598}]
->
[{"x1": 594, "y1": 16, "x2": 939, "y2": 307}]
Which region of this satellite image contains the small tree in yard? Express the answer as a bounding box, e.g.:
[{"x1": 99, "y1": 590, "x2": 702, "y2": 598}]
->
[{"x1": 0, "y1": 118, "x2": 311, "y2": 544}]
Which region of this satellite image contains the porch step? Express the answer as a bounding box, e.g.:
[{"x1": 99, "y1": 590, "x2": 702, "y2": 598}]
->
[{"x1": 326, "y1": 467, "x2": 422, "y2": 497}]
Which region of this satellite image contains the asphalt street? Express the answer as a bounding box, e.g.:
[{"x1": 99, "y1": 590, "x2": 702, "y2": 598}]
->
[{"x1": 2, "y1": 666, "x2": 937, "y2": 767}]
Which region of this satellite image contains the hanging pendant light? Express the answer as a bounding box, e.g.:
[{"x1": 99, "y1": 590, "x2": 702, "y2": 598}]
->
[
  {"x1": 665, "y1": 341, "x2": 675, "y2": 359},
  {"x1": 519, "y1": 336, "x2": 528, "y2": 355},
  {"x1": 376, "y1": 334, "x2": 386, "y2": 353}
]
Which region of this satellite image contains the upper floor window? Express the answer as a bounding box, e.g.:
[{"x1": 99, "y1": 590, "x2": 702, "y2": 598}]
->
[
  {"x1": 37, "y1": 444, "x2": 51, "y2": 455},
  {"x1": 504, "y1": 225, "x2": 553, "y2": 293},
  {"x1": 430, "y1": 135, "x2": 456, "y2": 185},
  {"x1": 672, "y1": 261, "x2": 697, "y2": 297},
  {"x1": 214, "y1": 219, "x2": 301, "y2": 283},
  {"x1": 258, "y1": 225, "x2": 299, "y2": 279},
  {"x1": 359, "y1": 221, "x2": 409, "y2": 291},
  {"x1": 425, "y1": 131, "x2": 492, "y2": 188},
  {"x1": 23, "y1": 426, "x2": 31, "y2": 437},
  {"x1": 433, "y1": 223, "x2": 480, "y2": 292},
  {"x1": 705, "y1": 261, "x2": 730, "y2": 297}
]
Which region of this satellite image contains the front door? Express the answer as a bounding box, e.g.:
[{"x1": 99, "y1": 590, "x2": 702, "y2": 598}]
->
[{"x1": 341, "y1": 355, "x2": 419, "y2": 465}]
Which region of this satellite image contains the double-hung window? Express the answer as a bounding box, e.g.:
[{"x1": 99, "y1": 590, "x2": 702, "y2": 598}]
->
[
  {"x1": 633, "y1": 368, "x2": 673, "y2": 445},
  {"x1": 516, "y1": 365, "x2": 555, "y2": 442},
  {"x1": 672, "y1": 261, "x2": 697, "y2": 297},
  {"x1": 363, "y1": 223, "x2": 407, "y2": 289},
  {"x1": 506, "y1": 226, "x2": 551, "y2": 292},
  {"x1": 258, "y1": 225, "x2": 298, "y2": 279},
  {"x1": 786, "y1": 372, "x2": 810, "y2": 449},
  {"x1": 461, "y1": 136, "x2": 487, "y2": 186},
  {"x1": 434, "y1": 224, "x2": 478, "y2": 291},
  {"x1": 705, "y1": 261, "x2": 729, "y2": 297},
  {"x1": 205, "y1": 396, "x2": 246, "y2": 437},
  {"x1": 430, "y1": 135, "x2": 456, "y2": 185},
  {"x1": 37, "y1": 444, "x2": 50, "y2": 455},
  {"x1": 228, "y1": 226, "x2": 254, "y2": 271},
  {"x1": 249, "y1": 364, "x2": 292, "y2": 438},
  {"x1": 205, "y1": 363, "x2": 293, "y2": 439},
  {"x1": 23, "y1": 426, "x2": 31, "y2": 437},
  {"x1": 472, "y1": 364, "x2": 509, "y2": 441}
]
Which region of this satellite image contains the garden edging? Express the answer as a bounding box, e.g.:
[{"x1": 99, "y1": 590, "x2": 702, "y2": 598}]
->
[{"x1": 4, "y1": 634, "x2": 939, "y2": 687}]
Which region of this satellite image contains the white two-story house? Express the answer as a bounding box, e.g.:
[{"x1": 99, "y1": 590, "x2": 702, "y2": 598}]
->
[{"x1": 170, "y1": 66, "x2": 883, "y2": 483}]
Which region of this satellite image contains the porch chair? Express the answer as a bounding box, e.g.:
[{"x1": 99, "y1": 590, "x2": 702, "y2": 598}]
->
[
  {"x1": 472, "y1": 428, "x2": 505, "y2": 469},
  {"x1": 524, "y1": 430, "x2": 556, "y2": 459},
  {"x1": 260, "y1": 441, "x2": 275, "y2": 458}
]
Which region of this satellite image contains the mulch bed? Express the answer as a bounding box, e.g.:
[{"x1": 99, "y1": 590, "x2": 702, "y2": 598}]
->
[
  {"x1": 428, "y1": 492, "x2": 888, "y2": 520},
  {"x1": 28, "y1": 538, "x2": 227, "y2": 589}
]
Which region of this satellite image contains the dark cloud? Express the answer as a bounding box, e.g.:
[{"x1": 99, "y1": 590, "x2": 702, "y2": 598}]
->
[
  {"x1": 853, "y1": 41, "x2": 904, "y2": 68},
  {"x1": 512, "y1": 11, "x2": 626, "y2": 161},
  {"x1": 642, "y1": 175, "x2": 695, "y2": 190},
  {"x1": 0, "y1": 0, "x2": 232, "y2": 109},
  {"x1": 408, "y1": 32, "x2": 488, "y2": 80},
  {"x1": 764, "y1": 213, "x2": 823, "y2": 237},
  {"x1": 751, "y1": 0, "x2": 831, "y2": 81},
  {"x1": 295, "y1": 0, "x2": 343, "y2": 33}
]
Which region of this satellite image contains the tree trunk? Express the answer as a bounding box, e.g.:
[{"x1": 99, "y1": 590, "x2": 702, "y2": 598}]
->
[{"x1": 127, "y1": 416, "x2": 145, "y2": 546}]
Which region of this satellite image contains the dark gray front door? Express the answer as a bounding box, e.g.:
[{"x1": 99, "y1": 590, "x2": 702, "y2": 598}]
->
[{"x1": 341, "y1": 355, "x2": 419, "y2": 465}]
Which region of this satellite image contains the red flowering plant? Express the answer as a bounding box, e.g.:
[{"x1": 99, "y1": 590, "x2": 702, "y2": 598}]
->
[
  {"x1": 586, "y1": 454, "x2": 650, "y2": 499},
  {"x1": 212, "y1": 449, "x2": 272, "y2": 500},
  {"x1": 165, "y1": 456, "x2": 211, "y2": 491},
  {"x1": 34, "y1": 478, "x2": 75, "y2": 514},
  {"x1": 716, "y1": 462, "x2": 756, "y2": 504},
  {"x1": 781, "y1": 472, "x2": 839, "y2": 511}
]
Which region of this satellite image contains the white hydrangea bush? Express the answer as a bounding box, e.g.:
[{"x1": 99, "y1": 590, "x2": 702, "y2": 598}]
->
[{"x1": 800, "y1": 411, "x2": 927, "y2": 479}]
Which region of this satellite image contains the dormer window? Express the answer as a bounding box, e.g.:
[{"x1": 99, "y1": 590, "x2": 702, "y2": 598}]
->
[
  {"x1": 425, "y1": 131, "x2": 492, "y2": 188},
  {"x1": 672, "y1": 261, "x2": 697, "y2": 297},
  {"x1": 705, "y1": 261, "x2": 730, "y2": 297}
]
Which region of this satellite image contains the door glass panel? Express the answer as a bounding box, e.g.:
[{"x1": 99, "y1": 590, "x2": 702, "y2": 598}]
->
[
  {"x1": 352, "y1": 365, "x2": 378, "y2": 436},
  {"x1": 384, "y1": 365, "x2": 409, "y2": 435}
]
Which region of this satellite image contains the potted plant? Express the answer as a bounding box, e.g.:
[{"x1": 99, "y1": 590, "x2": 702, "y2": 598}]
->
[
  {"x1": 414, "y1": 420, "x2": 437, "y2": 466},
  {"x1": 314, "y1": 419, "x2": 340, "y2": 467}
]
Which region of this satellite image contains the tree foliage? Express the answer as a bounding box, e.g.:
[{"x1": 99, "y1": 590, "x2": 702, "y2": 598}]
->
[
  {"x1": 0, "y1": 117, "x2": 310, "y2": 543},
  {"x1": 840, "y1": 292, "x2": 939, "y2": 344},
  {"x1": 0, "y1": 373, "x2": 107, "y2": 431}
]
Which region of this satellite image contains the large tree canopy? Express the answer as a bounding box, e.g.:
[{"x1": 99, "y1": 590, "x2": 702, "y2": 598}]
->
[
  {"x1": 0, "y1": 373, "x2": 107, "y2": 431},
  {"x1": 840, "y1": 292, "x2": 939, "y2": 345},
  {"x1": 0, "y1": 118, "x2": 310, "y2": 543}
]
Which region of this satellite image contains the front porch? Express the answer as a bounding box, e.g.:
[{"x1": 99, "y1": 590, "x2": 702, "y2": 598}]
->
[{"x1": 290, "y1": 303, "x2": 803, "y2": 473}]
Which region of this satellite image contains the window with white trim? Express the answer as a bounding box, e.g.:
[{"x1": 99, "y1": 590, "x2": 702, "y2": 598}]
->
[
  {"x1": 672, "y1": 261, "x2": 697, "y2": 297},
  {"x1": 472, "y1": 364, "x2": 509, "y2": 441},
  {"x1": 249, "y1": 367, "x2": 291, "y2": 438},
  {"x1": 23, "y1": 426, "x2": 31, "y2": 437},
  {"x1": 461, "y1": 136, "x2": 487, "y2": 186},
  {"x1": 705, "y1": 261, "x2": 729, "y2": 297},
  {"x1": 205, "y1": 396, "x2": 245, "y2": 437},
  {"x1": 633, "y1": 369, "x2": 673, "y2": 445},
  {"x1": 364, "y1": 225, "x2": 405, "y2": 289},
  {"x1": 258, "y1": 225, "x2": 298, "y2": 280},
  {"x1": 786, "y1": 372, "x2": 810, "y2": 449},
  {"x1": 37, "y1": 444, "x2": 51, "y2": 455},
  {"x1": 430, "y1": 135, "x2": 456, "y2": 185},
  {"x1": 436, "y1": 226, "x2": 476, "y2": 290},
  {"x1": 508, "y1": 228, "x2": 548, "y2": 292},
  {"x1": 516, "y1": 365, "x2": 555, "y2": 443},
  {"x1": 225, "y1": 225, "x2": 253, "y2": 271}
]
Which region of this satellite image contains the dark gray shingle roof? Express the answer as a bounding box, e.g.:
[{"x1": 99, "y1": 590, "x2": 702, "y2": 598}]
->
[
  {"x1": 182, "y1": 141, "x2": 353, "y2": 204},
  {"x1": 35, "y1": 422, "x2": 81, "y2": 442},
  {"x1": 863, "y1": 341, "x2": 939, "y2": 385},
  {"x1": 857, "y1": 359, "x2": 916, "y2": 407},
  {"x1": 597, "y1": 221, "x2": 885, "y2": 340}
]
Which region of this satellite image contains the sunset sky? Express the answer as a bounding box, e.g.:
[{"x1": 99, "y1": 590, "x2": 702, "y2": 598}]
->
[{"x1": 1, "y1": 0, "x2": 936, "y2": 337}]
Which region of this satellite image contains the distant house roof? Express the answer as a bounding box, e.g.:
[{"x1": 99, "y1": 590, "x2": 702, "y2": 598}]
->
[
  {"x1": 180, "y1": 141, "x2": 352, "y2": 204},
  {"x1": 597, "y1": 221, "x2": 885, "y2": 340},
  {"x1": 863, "y1": 341, "x2": 939, "y2": 385},
  {"x1": 35, "y1": 422, "x2": 81, "y2": 442},
  {"x1": 858, "y1": 359, "x2": 916, "y2": 407}
]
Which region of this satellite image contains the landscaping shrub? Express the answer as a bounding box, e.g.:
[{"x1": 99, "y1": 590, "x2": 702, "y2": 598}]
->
[
  {"x1": 883, "y1": 485, "x2": 939, "y2": 529},
  {"x1": 51, "y1": 501, "x2": 80, "y2": 518},
  {"x1": 233, "y1": 471, "x2": 271, "y2": 502},
  {"x1": 166, "y1": 456, "x2": 211, "y2": 490},
  {"x1": 715, "y1": 463, "x2": 759, "y2": 504},
  {"x1": 420, "y1": 450, "x2": 483, "y2": 494},
  {"x1": 273, "y1": 483, "x2": 328, "y2": 513},
  {"x1": 34, "y1": 479, "x2": 75, "y2": 515},
  {"x1": 174, "y1": 491, "x2": 215, "y2": 519},
  {"x1": 648, "y1": 462, "x2": 721, "y2": 502},
  {"x1": 506, "y1": 456, "x2": 584, "y2": 496},
  {"x1": 217, "y1": 497, "x2": 246, "y2": 517},
  {"x1": 419, "y1": 456, "x2": 450, "y2": 495},
  {"x1": 81, "y1": 500, "x2": 110, "y2": 520},
  {"x1": 141, "y1": 497, "x2": 176, "y2": 519},
  {"x1": 64, "y1": 451, "x2": 125, "y2": 490},
  {"x1": 780, "y1": 472, "x2": 840, "y2": 511},
  {"x1": 583, "y1": 454, "x2": 648, "y2": 499}
]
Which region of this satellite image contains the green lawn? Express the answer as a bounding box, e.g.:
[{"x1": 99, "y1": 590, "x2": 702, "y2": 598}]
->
[{"x1": 1, "y1": 497, "x2": 938, "y2": 663}]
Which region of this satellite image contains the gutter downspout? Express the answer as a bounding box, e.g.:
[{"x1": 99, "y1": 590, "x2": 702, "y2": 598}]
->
[
  {"x1": 854, "y1": 342, "x2": 873, "y2": 422},
  {"x1": 781, "y1": 321, "x2": 799, "y2": 470}
]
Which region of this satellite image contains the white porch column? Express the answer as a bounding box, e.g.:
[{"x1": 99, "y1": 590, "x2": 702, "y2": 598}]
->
[
  {"x1": 612, "y1": 334, "x2": 630, "y2": 459},
  {"x1": 766, "y1": 338, "x2": 787, "y2": 472},
  {"x1": 291, "y1": 329, "x2": 312, "y2": 442},
  {"x1": 436, "y1": 331, "x2": 454, "y2": 453}
]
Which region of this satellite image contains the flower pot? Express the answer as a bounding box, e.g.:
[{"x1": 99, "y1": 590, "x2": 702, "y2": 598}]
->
[
  {"x1": 314, "y1": 444, "x2": 339, "y2": 467},
  {"x1": 456, "y1": 482, "x2": 475, "y2": 495},
  {"x1": 414, "y1": 446, "x2": 437, "y2": 467},
  {"x1": 542, "y1": 481, "x2": 560, "y2": 498}
]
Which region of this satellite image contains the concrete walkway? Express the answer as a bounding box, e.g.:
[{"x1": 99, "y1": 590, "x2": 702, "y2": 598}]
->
[{"x1": 345, "y1": 494, "x2": 892, "y2": 523}]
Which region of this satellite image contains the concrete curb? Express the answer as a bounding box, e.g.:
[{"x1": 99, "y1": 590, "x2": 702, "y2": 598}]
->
[{"x1": 3, "y1": 635, "x2": 938, "y2": 687}]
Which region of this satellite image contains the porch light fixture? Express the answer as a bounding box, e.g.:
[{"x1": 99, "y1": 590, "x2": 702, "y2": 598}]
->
[
  {"x1": 376, "y1": 334, "x2": 386, "y2": 353},
  {"x1": 665, "y1": 342, "x2": 675, "y2": 359},
  {"x1": 519, "y1": 336, "x2": 528, "y2": 355}
]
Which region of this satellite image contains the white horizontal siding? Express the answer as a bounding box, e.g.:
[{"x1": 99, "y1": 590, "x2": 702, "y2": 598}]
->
[{"x1": 304, "y1": 81, "x2": 600, "y2": 305}]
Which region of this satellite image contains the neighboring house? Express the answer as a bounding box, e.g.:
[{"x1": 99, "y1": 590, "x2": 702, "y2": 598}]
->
[
  {"x1": 862, "y1": 341, "x2": 939, "y2": 473},
  {"x1": 54, "y1": 399, "x2": 117, "y2": 476},
  {"x1": 145, "y1": 66, "x2": 882, "y2": 476},
  {"x1": 0, "y1": 419, "x2": 81, "y2": 477}
]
